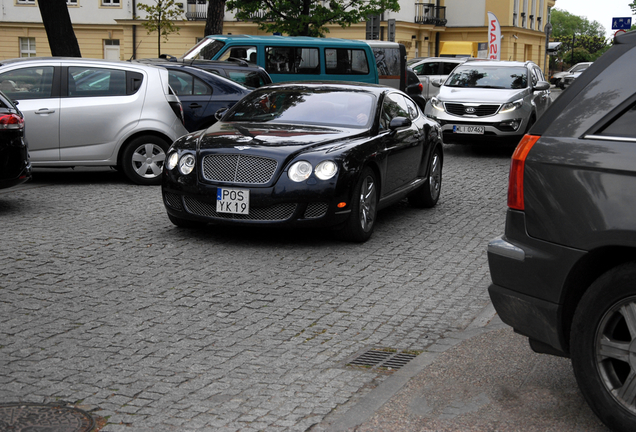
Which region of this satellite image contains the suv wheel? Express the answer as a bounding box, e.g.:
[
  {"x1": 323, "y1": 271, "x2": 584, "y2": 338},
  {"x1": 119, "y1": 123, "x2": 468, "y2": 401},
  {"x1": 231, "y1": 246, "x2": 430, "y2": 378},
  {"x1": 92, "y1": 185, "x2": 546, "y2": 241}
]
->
[
  {"x1": 121, "y1": 136, "x2": 170, "y2": 185},
  {"x1": 571, "y1": 262, "x2": 636, "y2": 432}
]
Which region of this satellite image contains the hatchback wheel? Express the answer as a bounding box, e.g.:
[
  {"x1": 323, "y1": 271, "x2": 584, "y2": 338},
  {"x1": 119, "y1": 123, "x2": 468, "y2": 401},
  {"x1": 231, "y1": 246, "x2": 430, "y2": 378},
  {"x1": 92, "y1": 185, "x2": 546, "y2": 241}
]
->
[
  {"x1": 338, "y1": 167, "x2": 378, "y2": 242},
  {"x1": 121, "y1": 136, "x2": 169, "y2": 185},
  {"x1": 571, "y1": 262, "x2": 636, "y2": 432},
  {"x1": 409, "y1": 146, "x2": 442, "y2": 208}
]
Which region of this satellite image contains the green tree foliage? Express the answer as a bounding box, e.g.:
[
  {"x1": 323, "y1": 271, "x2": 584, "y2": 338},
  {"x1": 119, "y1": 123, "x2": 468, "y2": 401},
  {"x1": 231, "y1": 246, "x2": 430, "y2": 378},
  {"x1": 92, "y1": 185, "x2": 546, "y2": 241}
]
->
[
  {"x1": 549, "y1": 8, "x2": 609, "y2": 67},
  {"x1": 137, "y1": 0, "x2": 183, "y2": 56},
  {"x1": 630, "y1": 1, "x2": 636, "y2": 14},
  {"x1": 225, "y1": 0, "x2": 400, "y2": 37}
]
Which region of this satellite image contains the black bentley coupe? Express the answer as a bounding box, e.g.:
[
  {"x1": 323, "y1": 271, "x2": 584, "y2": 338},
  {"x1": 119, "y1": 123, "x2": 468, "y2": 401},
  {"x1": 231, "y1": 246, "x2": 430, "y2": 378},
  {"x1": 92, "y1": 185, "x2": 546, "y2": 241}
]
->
[{"x1": 162, "y1": 82, "x2": 443, "y2": 242}]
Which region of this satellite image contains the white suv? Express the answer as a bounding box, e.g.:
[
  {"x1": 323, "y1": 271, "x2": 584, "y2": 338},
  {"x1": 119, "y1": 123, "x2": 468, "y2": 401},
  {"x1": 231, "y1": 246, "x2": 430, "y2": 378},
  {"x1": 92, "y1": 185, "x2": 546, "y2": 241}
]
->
[{"x1": 0, "y1": 58, "x2": 188, "y2": 185}]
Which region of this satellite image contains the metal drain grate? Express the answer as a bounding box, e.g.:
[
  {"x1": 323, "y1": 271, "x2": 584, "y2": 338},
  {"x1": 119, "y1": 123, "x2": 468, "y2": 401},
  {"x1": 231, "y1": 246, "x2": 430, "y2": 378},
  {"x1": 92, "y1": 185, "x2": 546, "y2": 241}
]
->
[
  {"x1": 0, "y1": 403, "x2": 95, "y2": 432},
  {"x1": 347, "y1": 349, "x2": 419, "y2": 371}
]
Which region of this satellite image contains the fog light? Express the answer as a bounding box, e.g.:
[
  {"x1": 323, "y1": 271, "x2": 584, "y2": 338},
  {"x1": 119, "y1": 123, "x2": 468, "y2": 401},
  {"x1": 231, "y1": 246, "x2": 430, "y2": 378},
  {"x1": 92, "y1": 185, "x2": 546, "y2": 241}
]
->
[{"x1": 498, "y1": 119, "x2": 522, "y2": 132}]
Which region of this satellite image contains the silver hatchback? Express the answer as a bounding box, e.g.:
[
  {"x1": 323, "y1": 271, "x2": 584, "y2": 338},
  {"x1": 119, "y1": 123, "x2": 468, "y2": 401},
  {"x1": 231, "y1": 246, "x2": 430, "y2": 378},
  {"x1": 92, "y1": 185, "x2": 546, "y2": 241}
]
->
[
  {"x1": 424, "y1": 60, "x2": 551, "y2": 145},
  {"x1": 0, "y1": 57, "x2": 188, "y2": 184}
]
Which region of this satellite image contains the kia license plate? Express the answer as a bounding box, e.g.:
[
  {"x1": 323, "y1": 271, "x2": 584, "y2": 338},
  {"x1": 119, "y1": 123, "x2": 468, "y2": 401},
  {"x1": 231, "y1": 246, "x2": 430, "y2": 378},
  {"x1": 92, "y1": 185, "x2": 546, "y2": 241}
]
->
[
  {"x1": 216, "y1": 187, "x2": 250, "y2": 214},
  {"x1": 453, "y1": 125, "x2": 485, "y2": 134}
]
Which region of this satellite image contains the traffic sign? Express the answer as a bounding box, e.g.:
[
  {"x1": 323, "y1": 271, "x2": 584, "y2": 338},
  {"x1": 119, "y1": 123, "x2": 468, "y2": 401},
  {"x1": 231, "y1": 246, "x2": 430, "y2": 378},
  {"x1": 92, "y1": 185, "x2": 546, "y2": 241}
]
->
[{"x1": 612, "y1": 17, "x2": 632, "y2": 30}]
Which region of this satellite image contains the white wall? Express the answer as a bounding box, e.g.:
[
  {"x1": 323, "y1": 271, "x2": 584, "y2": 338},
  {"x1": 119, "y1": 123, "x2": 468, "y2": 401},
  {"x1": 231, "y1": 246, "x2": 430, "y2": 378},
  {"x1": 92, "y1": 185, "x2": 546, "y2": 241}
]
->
[{"x1": 445, "y1": 0, "x2": 486, "y2": 27}]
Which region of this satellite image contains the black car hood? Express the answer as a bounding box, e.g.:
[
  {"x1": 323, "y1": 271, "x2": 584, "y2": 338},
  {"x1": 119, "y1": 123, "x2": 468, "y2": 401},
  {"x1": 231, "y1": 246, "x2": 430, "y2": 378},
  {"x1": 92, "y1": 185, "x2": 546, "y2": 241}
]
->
[{"x1": 198, "y1": 122, "x2": 366, "y2": 153}]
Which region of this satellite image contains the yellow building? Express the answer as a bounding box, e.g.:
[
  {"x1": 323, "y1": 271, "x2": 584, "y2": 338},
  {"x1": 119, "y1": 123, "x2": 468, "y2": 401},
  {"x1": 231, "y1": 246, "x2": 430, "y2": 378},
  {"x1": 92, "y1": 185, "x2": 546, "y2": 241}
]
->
[{"x1": 0, "y1": 0, "x2": 555, "y2": 72}]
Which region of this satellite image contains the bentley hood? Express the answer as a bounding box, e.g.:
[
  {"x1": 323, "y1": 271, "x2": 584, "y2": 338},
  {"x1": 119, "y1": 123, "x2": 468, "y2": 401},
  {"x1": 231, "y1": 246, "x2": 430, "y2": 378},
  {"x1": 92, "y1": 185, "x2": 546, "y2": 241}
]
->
[{"x1": 197, "y1": 122, "x2": 363, "y2": 152}]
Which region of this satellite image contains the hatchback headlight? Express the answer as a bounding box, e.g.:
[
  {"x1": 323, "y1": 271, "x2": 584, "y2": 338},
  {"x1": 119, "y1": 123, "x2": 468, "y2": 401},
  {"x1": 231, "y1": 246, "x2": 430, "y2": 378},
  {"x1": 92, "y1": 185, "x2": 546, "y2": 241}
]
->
[
  {"x1": 178, "y1": 154, "x2": 196, "y2": 175},
  {"x1": 500, "y1": 99, "x2": 524, "y2": 113},
  {"x1": 166, "y1": 152, "x2": 179, "y2": 171},
  {"x1": 430, "y1": 97, "x2": 445, "y2": 112},
  {"x1": 315, "y1": 160, "x2": 338, "y2": 180},
  {"x1": 288, "y1": 161, "x2": 313, "y2": 182}
]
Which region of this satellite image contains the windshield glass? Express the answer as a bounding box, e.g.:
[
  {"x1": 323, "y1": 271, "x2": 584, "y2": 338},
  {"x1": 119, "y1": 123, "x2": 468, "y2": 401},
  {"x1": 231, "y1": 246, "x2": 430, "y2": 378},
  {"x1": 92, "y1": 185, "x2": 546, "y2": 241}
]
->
[
  {"x1": 224, "y1": 89, "x2": 375, "y2": 128},
  {"x1": 181, "y1": 38, "x2": 225, "y2": 60},
  {"x1": 446, "y1": 66, "x2": 528, "y2": 89}
]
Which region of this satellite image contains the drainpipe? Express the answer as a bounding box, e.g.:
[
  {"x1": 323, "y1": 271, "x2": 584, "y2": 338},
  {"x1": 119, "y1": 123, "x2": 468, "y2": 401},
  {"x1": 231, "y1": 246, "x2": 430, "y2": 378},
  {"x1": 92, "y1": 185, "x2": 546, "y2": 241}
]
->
[
  {"x1": 132, "y1": 0, "x2": 137, "y2": 60},
  {"x1": 435, "y1": 32, "x2": 440, "y2": 57}
]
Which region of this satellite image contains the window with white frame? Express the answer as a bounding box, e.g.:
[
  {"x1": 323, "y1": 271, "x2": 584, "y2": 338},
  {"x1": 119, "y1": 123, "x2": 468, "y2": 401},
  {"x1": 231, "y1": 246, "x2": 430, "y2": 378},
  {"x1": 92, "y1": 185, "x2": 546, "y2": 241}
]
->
[
  {"x1": 17, "y1": 0, "x2": 36, "y2": 4},
  {"x1": 102, "y1": 0, "x2": 120, "y2": 5},
  {"x1": 67, "y1": 0, "x2": 78, "y2": 5},
  {"x1": 20, "y1": 38, "x2": 36, "y2": 58}
]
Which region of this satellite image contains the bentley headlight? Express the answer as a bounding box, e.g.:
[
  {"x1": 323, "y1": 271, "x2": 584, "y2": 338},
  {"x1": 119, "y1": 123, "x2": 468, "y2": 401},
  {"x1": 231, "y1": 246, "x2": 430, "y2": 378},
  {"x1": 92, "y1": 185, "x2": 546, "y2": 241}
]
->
[
  {"x1": 288, "y1": 161, "x2": 313, "y2": 182},
  {"x1": 430, "y1": 97, "x2": 445, "y2": 112},
  {"x1": 178, "y1": 154, "x2": 196, "y2": 175},
  {"x1": 500, "y1": 99, "x2": 524, "y2": 113},
  {"x1": 315, "y1": 160, "x2": 338, "y2": 180},
  {"x1": 166, "y1": 152, "x2": 179, "y2": 171}
]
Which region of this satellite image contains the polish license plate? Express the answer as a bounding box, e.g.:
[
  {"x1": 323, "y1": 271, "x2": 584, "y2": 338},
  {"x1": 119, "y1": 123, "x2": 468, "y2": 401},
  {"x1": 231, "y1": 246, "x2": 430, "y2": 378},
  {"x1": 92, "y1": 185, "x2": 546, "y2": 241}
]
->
[
  {"x1": 216, "y1": 187, "x2": 250, "y2": 214},
  {"x1": 453, "y1": 125, "x2": 485, "y2": 134}
]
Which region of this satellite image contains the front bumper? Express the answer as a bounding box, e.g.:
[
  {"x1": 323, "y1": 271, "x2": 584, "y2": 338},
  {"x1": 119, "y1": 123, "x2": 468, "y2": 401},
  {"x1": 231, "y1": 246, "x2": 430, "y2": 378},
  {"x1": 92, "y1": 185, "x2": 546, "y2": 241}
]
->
[
  {"x1": 425, "y1": 106, "x2": 530, "y2": 144},
  {"x1": 487, "y1": 210, "x2": 586, "y2": 356},
  {"x1": 162, "y1": 168, "x2": 353, "y2": 229}
]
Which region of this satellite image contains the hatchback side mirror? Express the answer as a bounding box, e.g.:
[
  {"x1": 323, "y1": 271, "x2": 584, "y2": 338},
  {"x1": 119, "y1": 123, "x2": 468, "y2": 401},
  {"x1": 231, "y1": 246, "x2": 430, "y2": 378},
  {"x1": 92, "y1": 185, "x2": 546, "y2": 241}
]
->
[{"x1": 534, "y1": 81, "x2": 550, "y2": 91}]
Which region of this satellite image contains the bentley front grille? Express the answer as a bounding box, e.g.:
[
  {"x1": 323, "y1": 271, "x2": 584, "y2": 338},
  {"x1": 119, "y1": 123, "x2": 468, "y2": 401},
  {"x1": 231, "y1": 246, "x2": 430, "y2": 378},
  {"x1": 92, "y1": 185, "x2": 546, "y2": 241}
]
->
[
  {"x1": 445, "y1": 103, "x2": 500, "y2": 117},
  {"x1": 183, "y1": 196, "x2": 296, "y2": 221},
  {"x1": 202, "y1": 154, "x2": 278, "y2": 184}
]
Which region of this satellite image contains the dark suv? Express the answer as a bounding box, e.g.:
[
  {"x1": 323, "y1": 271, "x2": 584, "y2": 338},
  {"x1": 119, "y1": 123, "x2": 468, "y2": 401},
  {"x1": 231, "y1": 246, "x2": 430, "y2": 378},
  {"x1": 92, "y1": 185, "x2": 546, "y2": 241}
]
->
[
  {"x1": 138, "y1": 56, "x2": 272, "y2": 89},
  {"x1": 488, "y1": 30, "x2": 636, "y2": 432}
]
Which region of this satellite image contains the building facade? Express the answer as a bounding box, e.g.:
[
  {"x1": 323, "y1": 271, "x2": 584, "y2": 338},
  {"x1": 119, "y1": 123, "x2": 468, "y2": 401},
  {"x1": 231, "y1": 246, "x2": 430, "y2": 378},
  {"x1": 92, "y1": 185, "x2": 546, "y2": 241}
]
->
[{"x1": 0, "y1": 0, "x2": 555, "y2": 71}]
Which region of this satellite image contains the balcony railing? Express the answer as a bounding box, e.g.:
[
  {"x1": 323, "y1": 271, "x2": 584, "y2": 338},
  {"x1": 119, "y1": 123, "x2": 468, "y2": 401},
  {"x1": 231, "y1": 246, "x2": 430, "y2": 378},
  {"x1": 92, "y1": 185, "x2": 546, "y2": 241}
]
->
[
  {"x1": 414, "y1": 3, "x2": 447, "y2": 26},
  {"x1": 185, "y1": 0, "x2": 207, "y2": 21}
]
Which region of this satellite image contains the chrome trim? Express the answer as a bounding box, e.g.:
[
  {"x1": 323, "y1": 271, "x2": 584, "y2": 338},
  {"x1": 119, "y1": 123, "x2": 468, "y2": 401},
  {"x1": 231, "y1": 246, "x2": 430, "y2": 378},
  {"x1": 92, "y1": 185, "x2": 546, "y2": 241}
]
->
[
  {"x1": 487, "y1": 236, "x2": 525, "y2": 261},
  {"x1": 584, "y1": 135, "x2": 636, "y2": 143}
]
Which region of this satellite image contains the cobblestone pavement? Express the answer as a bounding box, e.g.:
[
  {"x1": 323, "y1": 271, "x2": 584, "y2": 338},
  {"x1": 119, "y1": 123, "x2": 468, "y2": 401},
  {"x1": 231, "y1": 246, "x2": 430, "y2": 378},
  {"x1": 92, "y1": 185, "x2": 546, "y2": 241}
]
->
[{"x1": 0, "y1": 143, "x2": 513, "y2": 431}]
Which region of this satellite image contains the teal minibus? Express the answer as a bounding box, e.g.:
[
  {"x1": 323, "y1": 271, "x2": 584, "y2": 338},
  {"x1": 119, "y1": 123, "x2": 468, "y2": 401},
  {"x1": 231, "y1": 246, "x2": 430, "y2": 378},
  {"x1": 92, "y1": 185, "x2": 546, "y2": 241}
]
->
[{"x1": 181, "y1": 35, "x2": 405, "y2": 89}]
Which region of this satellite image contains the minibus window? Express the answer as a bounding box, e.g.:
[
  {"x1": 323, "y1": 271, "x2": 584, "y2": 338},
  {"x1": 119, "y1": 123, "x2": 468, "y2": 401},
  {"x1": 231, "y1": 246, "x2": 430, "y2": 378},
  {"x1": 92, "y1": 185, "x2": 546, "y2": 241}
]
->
[
  {"x1": 325, "y1": 49, "x2": 369, "y2": 75},
  {"x1": 265, "y1": 47, "x2": 320, "y2": 74}
]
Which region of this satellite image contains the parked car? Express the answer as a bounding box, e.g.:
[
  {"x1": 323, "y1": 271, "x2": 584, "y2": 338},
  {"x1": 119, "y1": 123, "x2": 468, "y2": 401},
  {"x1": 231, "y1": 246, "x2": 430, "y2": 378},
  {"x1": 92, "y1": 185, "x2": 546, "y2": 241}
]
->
[
  {"x1": 424, "y1": 60, "x2": 551, "y2": 145},
  {"x1": 0, "y1": 90, "x2": 31, "y2": 189},
  {"x1": 139, "y1": 56, "x2": 273, "y2": 89},
  {"x1": 162, "y1": 82, "x2": 444, "y2": 242},
  {"x1": 550, "y1": 61, "x2": 593, "y2": 87},
  {"x1": 559, "y1": 62, "x2": 591, "y2": 89},
  {"x1": 487, "y1": 30, "x2": 636, "y2": 432},
  {"x1": 0, "y1": 57, "x2": 188, "y2": 185},
  {"x1": 406, "y1": 57, "x2": 467, "y2": 99},
  {"x1": 136, "y1": 61, "x2": 252, "y2": 132},
  {"x1": 405, "y1": 67, "x2": 427, "y2": 112}
]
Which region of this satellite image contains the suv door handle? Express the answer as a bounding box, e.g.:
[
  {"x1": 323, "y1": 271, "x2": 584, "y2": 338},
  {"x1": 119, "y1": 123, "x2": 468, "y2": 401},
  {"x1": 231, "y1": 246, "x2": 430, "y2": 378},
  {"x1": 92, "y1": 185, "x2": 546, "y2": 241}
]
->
[{"x1": 189, "y1": 103, "x2": 202, "y2": 109}]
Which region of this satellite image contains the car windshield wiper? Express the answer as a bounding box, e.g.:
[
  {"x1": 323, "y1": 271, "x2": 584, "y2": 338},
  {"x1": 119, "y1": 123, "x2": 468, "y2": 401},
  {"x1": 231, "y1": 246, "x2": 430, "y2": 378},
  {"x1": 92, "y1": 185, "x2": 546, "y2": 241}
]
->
[{"x1": 474, "y1": 85, "x2": 507, "y2": 89}]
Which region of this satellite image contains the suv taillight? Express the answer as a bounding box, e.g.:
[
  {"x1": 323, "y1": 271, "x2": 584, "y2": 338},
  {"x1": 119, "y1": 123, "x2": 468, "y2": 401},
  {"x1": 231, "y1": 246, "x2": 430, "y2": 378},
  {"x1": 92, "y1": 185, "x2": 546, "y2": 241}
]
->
[
  {"x1": 0, "y1": 113, "x2": 24, "y2": 130},
  {"x1": 508, "y1": 134, "x2": 540, "y2": 210}
]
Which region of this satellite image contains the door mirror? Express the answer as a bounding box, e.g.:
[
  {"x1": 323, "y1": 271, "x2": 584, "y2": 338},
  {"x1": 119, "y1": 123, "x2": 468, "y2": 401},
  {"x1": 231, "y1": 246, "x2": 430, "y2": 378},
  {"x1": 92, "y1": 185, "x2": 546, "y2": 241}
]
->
[
  {"x1": 389, "y1": 116, "x2": 412, "y2": 130},
  {"x1": 215, "y1": 107, "x2": 229, "y2": 121},
  {"x1": 534, "y1": 81, "x2": 550, "y2": 91}
]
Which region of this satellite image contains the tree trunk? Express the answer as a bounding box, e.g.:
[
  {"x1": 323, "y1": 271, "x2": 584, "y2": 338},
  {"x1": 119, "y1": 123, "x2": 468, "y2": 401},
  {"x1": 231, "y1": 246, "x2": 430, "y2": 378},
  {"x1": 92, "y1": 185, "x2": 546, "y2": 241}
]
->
[
  {"x1": 205, "y1": 0, "x2": 226, "y2": 36},
  {"x1": 38, "y1": 0, "x2": 81, "y2": 57}
]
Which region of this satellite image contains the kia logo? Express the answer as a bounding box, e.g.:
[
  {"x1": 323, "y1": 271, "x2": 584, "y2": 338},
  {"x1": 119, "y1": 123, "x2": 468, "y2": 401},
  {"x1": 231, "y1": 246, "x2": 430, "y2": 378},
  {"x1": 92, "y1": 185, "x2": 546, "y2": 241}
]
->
[
  {"x1": 465, "y1": 107, "x2": 476, "y2": 114},
  {"x1": 235, "y1": 146, "x2": 251, "y2": 150}
]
